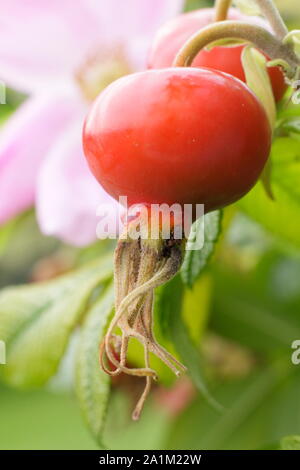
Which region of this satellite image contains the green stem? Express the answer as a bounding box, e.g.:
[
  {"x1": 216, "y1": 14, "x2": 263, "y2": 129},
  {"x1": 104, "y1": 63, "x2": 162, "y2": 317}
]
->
[
  {"x1": 254, "y1": 0, "x2": 288, "y2": 40},
  {"x1": 214, "y1": 0, "x2": 232, "y2": 22},
  {"x1": 173, "y1": 20, "x2": 300, "y2": 79}
]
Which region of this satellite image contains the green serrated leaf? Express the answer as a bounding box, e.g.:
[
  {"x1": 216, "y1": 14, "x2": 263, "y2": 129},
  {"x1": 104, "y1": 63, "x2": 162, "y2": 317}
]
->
[
  {"x1": 181, "y1": 211, "x2": 222, "y2": 287},
  {"x1": 76, "y1": 285, "x2": 114, "y2": 447},
  {"x1": 280, "y1": 435, "x2": 300, "y2": 450},
  {"x1": 0, "y1": 255, "x2": 112, "y2": 387}
]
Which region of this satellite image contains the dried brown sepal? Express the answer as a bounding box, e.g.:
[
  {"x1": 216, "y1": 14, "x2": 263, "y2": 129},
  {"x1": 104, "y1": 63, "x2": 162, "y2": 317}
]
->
[{"x1": 99, "y1": 213, "x2": 187, "y2": 420}]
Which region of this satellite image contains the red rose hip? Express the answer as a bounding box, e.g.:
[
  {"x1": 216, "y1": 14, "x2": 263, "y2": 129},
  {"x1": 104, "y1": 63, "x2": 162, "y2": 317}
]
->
[
  {"x1": 83, "y1": 66, "x2": 272, "y2": 420},
  {"x1": 148, "y1": 8, "x2": 286, "y2": 102},
  {"x1": 83, "y1": 67, "x2": 271, "y2": 214}
]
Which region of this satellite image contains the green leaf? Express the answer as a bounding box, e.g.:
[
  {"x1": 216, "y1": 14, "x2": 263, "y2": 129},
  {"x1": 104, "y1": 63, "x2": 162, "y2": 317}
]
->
[
  {"x1": 241, "y1": 47, "x2": 276, "y2": 199},
  {"x1": 156, "y1": 274, "x2": 222, "y2": 411},
  {"x1": 182, "y1": 274, "x2": 212, "y2": 344},
  {"x1": 0, "y1": 255, "x2": 112, "y2": 387},
  {"x1": 238, "y1": 137, "x2": 300, "y2": 249},
  {"x1": 181, "y1": 211, "x2": 222, "y2": 287},
  {"x1": 76, "y1": 285, "x2": 114, "y2": 447},
  {"x1": 280, "y1": 435, "x2": 300, "y2": 450},
  {"x1": 242, "y1": 47, "x2": 276, "y2": 129}
]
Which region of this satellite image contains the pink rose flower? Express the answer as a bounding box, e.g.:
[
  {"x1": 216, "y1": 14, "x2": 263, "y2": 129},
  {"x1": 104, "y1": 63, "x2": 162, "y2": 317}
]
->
[{"x1": 0, "y1": 0, "x2": 184, "y2": 245}]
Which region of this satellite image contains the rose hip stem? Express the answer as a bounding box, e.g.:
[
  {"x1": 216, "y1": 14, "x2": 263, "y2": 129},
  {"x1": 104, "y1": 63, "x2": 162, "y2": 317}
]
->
[
  {"x1": 214, "y1": 0, "x2": 232, "y2": 22},
  {"x1": 173, "y1": 20, "x2": 300, "y2": 80},
  {"x1": 214, "y1": 0, "x2": 288, "y2": 39},
  {"x1": 254, "y1": 0, "x2": 288, "y2": 39},
  {"x1": 99, "y1": 212, "x2": 187, "y2": 420}
]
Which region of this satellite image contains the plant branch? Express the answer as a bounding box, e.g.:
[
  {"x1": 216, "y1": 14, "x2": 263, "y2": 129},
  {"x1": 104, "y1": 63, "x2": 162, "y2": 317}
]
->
[
  {"x1": 214, "y1": 0, "x2": 232, "y2": 22},
  {"x1": 254, "y1": 0, "x2": 288, "y2": 40},
  {"x1": 173, "y1": 21, "x2": 300, "y2": 79}
]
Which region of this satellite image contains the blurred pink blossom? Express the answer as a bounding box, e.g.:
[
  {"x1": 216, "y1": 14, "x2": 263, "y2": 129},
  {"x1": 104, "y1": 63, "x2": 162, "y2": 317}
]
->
[{"x1": 0, "y1": 0, "x2": 184, "y2": 245}]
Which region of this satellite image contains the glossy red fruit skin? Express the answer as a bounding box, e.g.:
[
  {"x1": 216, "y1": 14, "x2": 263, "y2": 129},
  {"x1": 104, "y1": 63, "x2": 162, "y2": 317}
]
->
[
  {"x1": 148, "y1": 8, "x2": 286, "y2": 102},
  {"x1": 83, "y1": 68, "x2": 271, "y2": 213}
]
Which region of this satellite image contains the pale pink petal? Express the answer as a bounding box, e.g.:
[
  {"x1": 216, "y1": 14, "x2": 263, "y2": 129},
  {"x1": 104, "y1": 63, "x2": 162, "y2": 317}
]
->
[
  {"x1": 0, "y1": 0, "x2": 105, "y2": 93},
  {"x1": 36, "y1": 119, "x2": 121, "y2": 246},
  {"x1": 91, "y1": 0, "x2": 185, "y2": 69},
  {"x1": 0, "y1": 90, "x2": 83, "y2": 223},
  {"x1": 92, "y1": 0, "x2": 184, "y2": 40},
  {"x1": 0, "y1": 0, "x2": 184, "y2": 92}
]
